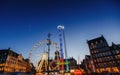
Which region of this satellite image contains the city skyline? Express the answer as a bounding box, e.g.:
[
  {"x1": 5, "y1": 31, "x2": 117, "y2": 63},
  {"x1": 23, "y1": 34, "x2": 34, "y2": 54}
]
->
[{"x1": 0, "y1": 0, "x2": 120, "y2": 61}]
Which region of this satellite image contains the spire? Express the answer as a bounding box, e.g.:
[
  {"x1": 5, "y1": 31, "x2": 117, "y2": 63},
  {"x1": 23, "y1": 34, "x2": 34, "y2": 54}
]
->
[
  {"x1": 8, "y1": 47, "x2": 11, "y2": 50},
  {"x1": 112, "y1": 42, "x2": 116, "y2": 46}
]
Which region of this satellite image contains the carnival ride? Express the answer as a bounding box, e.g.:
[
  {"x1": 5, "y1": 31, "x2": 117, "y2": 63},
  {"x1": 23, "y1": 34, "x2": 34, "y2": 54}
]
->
[
  {"x1": 57, "y1": 25, "x2": 69, "y2": 72},
  {"x1": 28, "y1": 39, "x2": 60, "y2": 73},
  {"x1": 28, "y1": 25, "x2": 69, "y2": 74}
]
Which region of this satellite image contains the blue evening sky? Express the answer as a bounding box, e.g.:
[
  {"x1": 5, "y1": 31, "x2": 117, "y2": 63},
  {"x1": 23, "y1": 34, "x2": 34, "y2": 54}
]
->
[{"x1": 0, "y1": 0, "x2": 120, "y2": 62}]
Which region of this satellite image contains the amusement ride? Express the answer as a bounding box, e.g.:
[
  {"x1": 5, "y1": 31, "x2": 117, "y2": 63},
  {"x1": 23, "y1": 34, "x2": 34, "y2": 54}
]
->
[{"x1": 28, "y1": 25, "x2": 70, "y2": 74}]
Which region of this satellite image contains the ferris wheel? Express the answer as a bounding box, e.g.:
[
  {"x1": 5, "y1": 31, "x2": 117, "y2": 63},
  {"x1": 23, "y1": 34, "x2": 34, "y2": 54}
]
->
[{"x1": 28, "y1": 39, "x2": 60, "y2": 72}]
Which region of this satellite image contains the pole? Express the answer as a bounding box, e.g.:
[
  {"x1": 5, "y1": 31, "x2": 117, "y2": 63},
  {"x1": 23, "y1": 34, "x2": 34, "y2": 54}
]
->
[
  {"x1": 47, "y1": 33, "x2": 51, "y2": 75},
  {"x1": 62, "y1": 28, "x2": 69, "y2": 72}
]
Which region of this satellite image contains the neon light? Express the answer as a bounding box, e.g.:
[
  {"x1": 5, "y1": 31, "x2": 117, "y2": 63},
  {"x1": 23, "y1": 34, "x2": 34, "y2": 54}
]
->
[
  {"x1": 57, "y1": 25, "x2": 70, "y2": 72},
  {"x1": 57, "y1": 62, "x2": 70, "y2": 65},
  {"x1": 58, "y1": 27, "x2": 64, "y2": 71}
]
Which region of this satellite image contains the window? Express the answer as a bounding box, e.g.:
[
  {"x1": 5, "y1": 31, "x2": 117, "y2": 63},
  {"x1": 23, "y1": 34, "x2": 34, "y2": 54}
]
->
[
  {"x1": 100, "y1": 53, "x2": 102, "y2": 57},
  {"x1": 118, "y1": 55, "x2": 120, "y2": 59},
  {"x1": 116, "y1": 50, "x2": 119, "y2": 54},
  {"x1": 108, "y1": 51, "x2": 111, "y2": 55},
  {"x1": 94, "y1": 59, "x2": 96, "y2": 62},
  {"x1": 100, "y1": 40, "x2": 103, "y2": 43},
  {"x1": 96, "y1": 41, "x2": 98, "y2": 44},
  {"x1": 91, "y1": 43, "x2": 94, "y2": 45},
  {"x1": 90, "y1": 46, "x2": 93, "y2": 49}
]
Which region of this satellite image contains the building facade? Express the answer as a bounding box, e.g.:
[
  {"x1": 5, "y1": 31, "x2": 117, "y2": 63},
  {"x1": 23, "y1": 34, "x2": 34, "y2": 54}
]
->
[
  {"x1": 67, "y1": 57, "x2": 77, "y2": 70},
  {"x1": 87, "y1": 35, "x2": 120, "y2": 73},
  {"x1": 80, "y1": 55, "x2": 94, "y2": 73},
  {"x1": 110, "y1": 43, "x2": 120, "y2": 72},
  {"x1": 0, "y1": 48, "x2": 33, "y2": 74}
]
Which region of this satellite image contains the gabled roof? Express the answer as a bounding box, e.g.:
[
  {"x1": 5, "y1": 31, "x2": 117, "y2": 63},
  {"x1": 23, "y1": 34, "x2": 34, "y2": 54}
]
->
[
  {"x1": 85, "y1": 55, "x2": 90, "y2": 60},
  {"x1": 87, "y1": 35, "x2": 106, "y2": 44},
  {"x1": 0, "y1": 48, "x2": 22, "y2": 59}
]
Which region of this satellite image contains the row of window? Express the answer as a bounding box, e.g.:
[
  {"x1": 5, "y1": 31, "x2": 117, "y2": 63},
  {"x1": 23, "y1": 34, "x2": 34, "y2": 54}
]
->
[
  {"x1": 89, "y1": 40, "x2": 104, "y2": 46},
  {"x1": 0, "y1": 67, "x2": 3, "y2": 71},
  {"x1": 95, "y1": 61, "x2": 116, "y2": 68},
  {"x1": 91, "y1": 47, "x2": 109, "y2": 54},
  {"x1": 8, "y1": 56, "x2": 17, "y2": 61},
  {"x1": 112, "y1": 49, "x2": 120, "y2": 54},
  {"x1": 90, "y1": 43, "x2": 108, "y2": 49},
  {"x1": 115, "y1": 54, "x2": 120, "y2": 59},
  {"x1": 0, "y1": 57, "x2": 7, "y2": 63},
  {"x1": 6, "y1": 60, "x2": 27, "y2": 67},
  {"x1": 0, "y1": 64, "x2": 5, "y2": 66},
  {"x1": 0, "y1": 52, "x2": 8, "y2": 56},
  {"x1": 94, "y1": 56, "x2": 114, "y2": 63},
  {"x1": 92, "y1": 51, "x2": 112, "y2": 58},
  {"x1": 8, "y1": 52, "x2": 18, "y2": 58},
  {"x1": 8, "y1": 56, "x2": 25, "y2": 63},
  {"x1": 0, "y1": 64, "x2": 27, "y2": 72},
  {"x1": 3, "y1": 67, "x2": 26, "y2": 72},
  {"x1": 5, "y1": 64, "x2": 26, "y2": 70}
]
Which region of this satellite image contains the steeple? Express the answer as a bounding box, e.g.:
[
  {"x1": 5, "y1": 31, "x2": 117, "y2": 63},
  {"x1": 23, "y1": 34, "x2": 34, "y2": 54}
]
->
[{"x1": 112, "y1": 42, "x2": 116, "y2": 46}]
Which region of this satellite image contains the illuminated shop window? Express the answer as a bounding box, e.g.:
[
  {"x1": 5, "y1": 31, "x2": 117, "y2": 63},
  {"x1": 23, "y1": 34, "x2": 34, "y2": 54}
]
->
[{"x1": 117, "y1": 55, "x2": 120, "y2": 59}]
